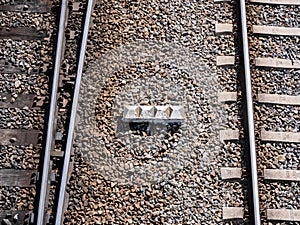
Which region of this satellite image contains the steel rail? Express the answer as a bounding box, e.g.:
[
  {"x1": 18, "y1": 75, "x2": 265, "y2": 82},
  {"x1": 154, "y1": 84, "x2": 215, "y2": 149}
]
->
[
  {"x1": 239, "y1": 0, "x2": 261, "y2": 224},
  {"x1": 36, "y1": 0, "x2": 68, "y2": 224},
  {"x1": 54, "y1": 0, "x2": 94, "y2": 224}
]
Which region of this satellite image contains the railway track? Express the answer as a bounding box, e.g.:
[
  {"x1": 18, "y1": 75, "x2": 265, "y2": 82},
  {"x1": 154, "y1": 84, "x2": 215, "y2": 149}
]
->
[
  {"x1": 36, "y1": 0, "x2": 68, "y2": 224},
  {"x1": 249, "y1": 1, "x2": 300, "y2": 224},
  {"x1": 37, "y1": 0, "x2": 94, "y2": 224},
  {"x1": 0, "y1": 0, "x2": 92, "y2": 224},
  {"x1": 217, "y1": 0, "x2": 300, "y2": 224},
  {"x1": 0, "y1": 0, "x2": 56, "y2": 224}
]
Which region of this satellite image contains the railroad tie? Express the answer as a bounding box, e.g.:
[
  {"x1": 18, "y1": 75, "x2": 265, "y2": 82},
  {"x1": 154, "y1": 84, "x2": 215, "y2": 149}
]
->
[
  {"x1": 255, "y1": 58, "x2": 300, "y2": 69},
  {"x1": 220, "y1": 167, "x2": 242, "y2": 180},
  {"x1": 214, "y1": 0, "x2": 232, "y2": 2},
  {"x1": 0, "y1": 129, "x2": 40, "y2": 146},
  {"x1": 218, "y1": 92, "x2": 237, "y2": 102},
  {"x1": 223, "y1": 207, "x2": 244, "y2": 220},
  {"x1": 215, "y1": 23, "x2": 233, "y2": 34},
  {"x1": 249, "y1": 0, "x2": 300, "y2": 5},
  {"x1": 0, "y1": 210, "x2": 27, "y2": 225},
  {"x1": 257, "y1": 94, "x2": 300, "y2": 106},
  {"x1": 0, "y1": 27, "x2": 46, "y2": 40},
  {"x1": 253, "y1": 25, "x2": 300, "y2": 36},
  {"x1": 219, "y1": 129, "x2": 239, "y2": 142},
  {"x1": 0, "y1": 169, "x2": 36, "y2": 187},
  {"x1": 0, "y1": 0, "x2": 50, "y2": 13},
  {"x1": 264, "y1": 169, "x2": 300, "y2": 182},
  {"x1": 267, "y1": 209, "x2": 300, "y2": 221},
  {"x1": 216, "y1": 56, "x2": 235, "y2": 66},
  {"x1": 0, "y1": 94, "x2": 35, "y2": 108},
  {"x1": 260, "y1": 130, "x2": 300, "y2": 143}
]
